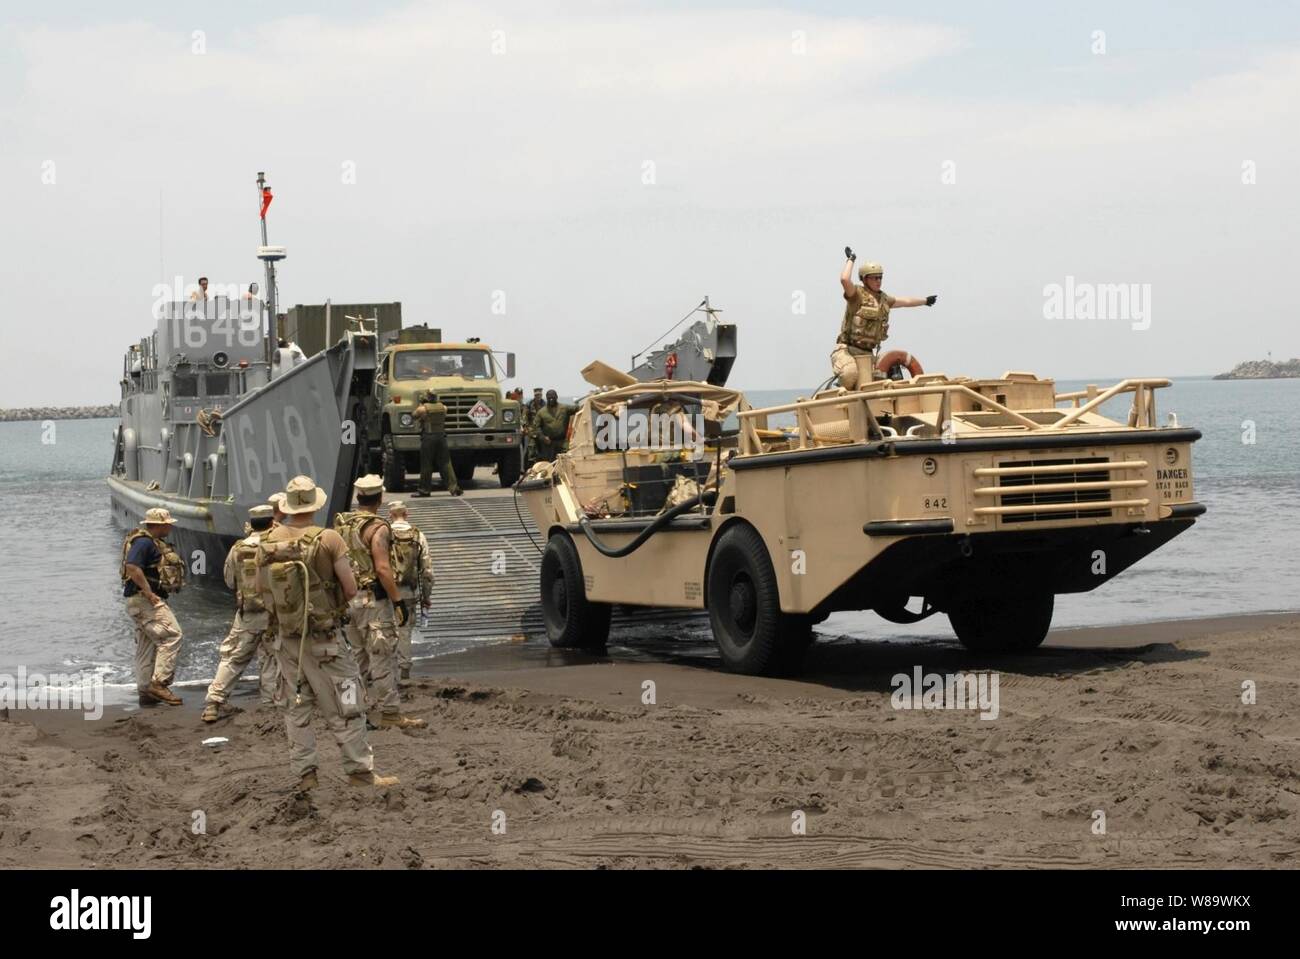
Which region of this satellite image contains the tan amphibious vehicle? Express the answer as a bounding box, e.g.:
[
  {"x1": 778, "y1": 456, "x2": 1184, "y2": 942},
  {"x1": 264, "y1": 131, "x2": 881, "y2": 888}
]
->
[{"x1": 517, "y1": 351, "x2": 1204, "y2": 675}]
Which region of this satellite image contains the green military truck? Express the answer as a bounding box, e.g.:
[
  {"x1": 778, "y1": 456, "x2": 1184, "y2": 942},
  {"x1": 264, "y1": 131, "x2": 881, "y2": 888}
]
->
[{"x1": 366, "y1": 326, "x2": 522, "y2": 490}]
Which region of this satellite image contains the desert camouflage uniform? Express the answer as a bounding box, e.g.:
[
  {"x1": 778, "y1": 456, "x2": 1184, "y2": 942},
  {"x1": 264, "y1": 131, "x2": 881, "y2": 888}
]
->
[
  {"x1": 335, "y1": 511, "x2": 402, "y2": 717},
  {"x1": 205, "y1": 534, "x2": 283, "y2": 708},
  {"x1": 121, "y1": 529, "x2": 185, "y2": 694},
  {"x1": 391, "y1": 520, "x2": 434, "y2": 675},
  {"x1": 831, "y1": 286, "x2": 895, "y2": 389},
  {"x1": 261, "y1": 524, "x2": 373, "y2": 778}
]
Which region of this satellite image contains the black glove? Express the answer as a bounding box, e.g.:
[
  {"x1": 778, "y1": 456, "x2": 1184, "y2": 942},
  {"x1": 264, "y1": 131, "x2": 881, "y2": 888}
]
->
[
  {"x1": 393, "y1": 599, "x2": 410, "y2": 627},
  {"x1": 925, "y1": 295, "x2": 938, "y2": 306},
  {"x1": 845, "y1": 246, "x2": 856, "y2": 262}
]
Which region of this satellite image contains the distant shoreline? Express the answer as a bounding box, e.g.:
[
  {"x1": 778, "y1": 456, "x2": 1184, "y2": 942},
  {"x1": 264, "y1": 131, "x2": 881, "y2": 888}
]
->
[
  {"x1": 0, "y1": 405, "x2": 117, "y2": 423},
  {"x1": 1214, "y1": 358, "x2": 1300, "y2": 380}
]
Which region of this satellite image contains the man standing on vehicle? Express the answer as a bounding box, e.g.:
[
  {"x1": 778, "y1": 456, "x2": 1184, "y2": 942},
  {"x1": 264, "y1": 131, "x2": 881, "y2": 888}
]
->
[{"x1": 831, "y1": 248, "x2": 937, "y2": 389}]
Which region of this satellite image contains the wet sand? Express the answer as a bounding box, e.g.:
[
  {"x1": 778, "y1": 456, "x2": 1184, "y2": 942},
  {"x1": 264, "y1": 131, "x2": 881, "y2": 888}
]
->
[{"x1": 2, "y1": 612, "x2": 1298, "y2": 869}]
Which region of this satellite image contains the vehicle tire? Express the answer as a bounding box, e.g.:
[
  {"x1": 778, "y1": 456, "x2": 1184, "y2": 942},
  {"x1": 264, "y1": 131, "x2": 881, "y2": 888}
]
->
[
  {"x1": 498, "y1": 450, "x2": 522, "y2": 488},
  {"x1": 451, "y1": 455, "x2": 475, "y2": 486},
  {"x1": 381, "y1": 434, "x2": 406, "y2": 493},
  {"x1": 706, "y1": 524, "x2": 809, "y2": 676},
  {"x1": 948, "y1": 590, "x2": 1054, "y2": 653},
  {"x1": 540, "y1": 534, "x2": 612, "y2": 649}
]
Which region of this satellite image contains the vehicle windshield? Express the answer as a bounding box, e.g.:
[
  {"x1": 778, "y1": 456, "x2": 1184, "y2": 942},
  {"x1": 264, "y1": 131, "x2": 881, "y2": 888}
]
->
[{"x1": 393, "y1": 349, "x2": 494, "y2": 381}]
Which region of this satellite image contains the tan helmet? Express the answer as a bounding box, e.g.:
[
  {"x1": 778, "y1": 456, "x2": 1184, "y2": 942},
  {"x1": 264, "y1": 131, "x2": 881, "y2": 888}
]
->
[{"x1": 858, "y1": 261, "x2": 884, "y2": 280}]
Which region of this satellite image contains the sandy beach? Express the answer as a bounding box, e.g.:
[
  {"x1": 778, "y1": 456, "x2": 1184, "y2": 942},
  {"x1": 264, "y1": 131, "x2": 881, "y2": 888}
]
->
[{"x1": 3, "y1": 613, "x2": 1297, "y2": 870}]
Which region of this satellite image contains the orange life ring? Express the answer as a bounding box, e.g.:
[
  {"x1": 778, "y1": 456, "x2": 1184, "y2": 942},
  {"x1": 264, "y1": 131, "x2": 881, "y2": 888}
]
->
[{"x1": 876, "y1": 350, "x2": 924, "y2": 379}]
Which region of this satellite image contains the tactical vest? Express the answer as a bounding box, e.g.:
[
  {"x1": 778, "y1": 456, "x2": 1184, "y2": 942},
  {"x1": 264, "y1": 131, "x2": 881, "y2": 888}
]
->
[
  {"x1": 120, "y1": 529, "x2": 185, "y2": 594},
  {"x1": 839, "y1": 287, "x2": 892, "y2": 352},
  {"x1": 333, "y1": 511, "x2": 390, "y2": 589},
  {"x1": 390, "y1": 521, "x2": 422, "y2": 590},
  {"x1": 256, "y1": 527, "x2": 343, "y2": 635},
  {"x1": 418, "y1": 400, "x2": 448, "y2": 434},
  {"x1": 232, "y1": 532, "x2": 268, "y2": 614}
]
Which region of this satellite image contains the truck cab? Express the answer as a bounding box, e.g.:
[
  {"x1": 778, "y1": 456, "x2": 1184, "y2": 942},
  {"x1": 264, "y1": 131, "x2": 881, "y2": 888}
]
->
[{"x1": 369, "y1": 326, "x2": 522, "y2": 490}]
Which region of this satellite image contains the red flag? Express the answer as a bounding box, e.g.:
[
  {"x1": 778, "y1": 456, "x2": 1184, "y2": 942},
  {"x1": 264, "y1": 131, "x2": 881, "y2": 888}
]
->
[{"x1": 260, "y1": 187, "x2": 273, "y2": 219}]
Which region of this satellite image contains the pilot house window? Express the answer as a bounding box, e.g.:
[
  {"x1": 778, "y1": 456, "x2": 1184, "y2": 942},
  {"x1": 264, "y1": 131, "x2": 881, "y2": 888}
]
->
[
  {"x1": 173, "y1": 374, "x2": 199, "y2": 398},
  {"x1": 205, "y1": 372, "x2": 232, "y2": 396}
]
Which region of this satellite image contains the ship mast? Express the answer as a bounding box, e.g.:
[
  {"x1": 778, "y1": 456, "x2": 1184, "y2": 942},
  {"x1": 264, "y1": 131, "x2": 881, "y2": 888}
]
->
[{"x1": 256, "y1": 171, "x2": 285, "y2": 365}]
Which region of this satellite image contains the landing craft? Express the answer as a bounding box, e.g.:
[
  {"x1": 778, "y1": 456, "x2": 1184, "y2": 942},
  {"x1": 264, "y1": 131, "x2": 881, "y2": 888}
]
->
[{"x1": 107, "y1": 172, "x2": 383, "y2": 573}]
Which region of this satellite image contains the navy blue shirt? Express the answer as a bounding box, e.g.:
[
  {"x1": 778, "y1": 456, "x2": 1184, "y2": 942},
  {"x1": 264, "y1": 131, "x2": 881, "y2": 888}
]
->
[{"x1": 123, "y1": 536, "x2": 165, "y2": 598}]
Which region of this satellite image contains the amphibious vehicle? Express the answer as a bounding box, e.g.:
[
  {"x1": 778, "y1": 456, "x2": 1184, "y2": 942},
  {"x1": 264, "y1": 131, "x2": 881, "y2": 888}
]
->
[{"x1": 518, "y1": 351, "x2": 1204, "y2": 675}]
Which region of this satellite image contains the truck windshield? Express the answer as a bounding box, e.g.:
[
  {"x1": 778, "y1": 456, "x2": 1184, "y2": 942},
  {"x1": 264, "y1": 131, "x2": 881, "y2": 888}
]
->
[{"x1": 393, "y1": 350, "x2": 494, "y2": 380}]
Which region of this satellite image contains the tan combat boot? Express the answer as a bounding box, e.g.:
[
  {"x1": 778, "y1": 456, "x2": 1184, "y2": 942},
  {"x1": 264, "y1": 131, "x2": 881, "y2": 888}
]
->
[
  {"x1": 298, "y1": 770, "x2": 319, "y2": 791},
  {"x1": 146, "y1": 681, "x2": 183, "y2": 706},
  {"x1": 379, "y1": 713, "x2": 426, "y2": 729},
  {"x1": 348, "y1": 770, "x2": 400, "y2": 787},
  {"x1": 201, "y1": 701, "x2": 237, "y2": 723}
]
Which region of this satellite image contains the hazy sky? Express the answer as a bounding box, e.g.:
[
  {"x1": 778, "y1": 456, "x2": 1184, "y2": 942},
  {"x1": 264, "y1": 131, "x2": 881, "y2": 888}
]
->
[{"x1": 2, "y1": 1, "x2": 1297, "y2": 405}]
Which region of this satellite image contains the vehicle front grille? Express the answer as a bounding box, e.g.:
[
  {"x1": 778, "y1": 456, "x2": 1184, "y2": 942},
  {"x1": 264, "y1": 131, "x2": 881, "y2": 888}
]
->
[
  {"x1": 971, "y1": 456, "x2": 1151, "y2": 524},
  {"x1": 996, "y1": 457, "x2": 1112, "y2": 523},
  {"x1": 436, "y1": 394, "x2": 491, "y2": 431}
]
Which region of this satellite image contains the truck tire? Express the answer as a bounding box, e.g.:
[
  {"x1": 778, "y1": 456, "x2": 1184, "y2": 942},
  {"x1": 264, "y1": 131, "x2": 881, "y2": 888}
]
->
[
  {"x1": 381, "y1": 434, "x2": 406, "y2": 493},
  {"x1": 498, "y1": 450, "x2": 522, "y2": 487},
  {"x1": 706, "y1": 524, "x2": 810, "y2": 676},
  {"x1": 541, "y1": 534, "x2": 611, "y2": 649},
  {"x1": 948, "y1": 590, "x2": 1053, "y2": 653}
]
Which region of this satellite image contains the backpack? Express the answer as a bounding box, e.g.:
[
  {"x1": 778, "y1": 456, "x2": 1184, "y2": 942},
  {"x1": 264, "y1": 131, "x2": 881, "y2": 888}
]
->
[
  {"x1": 256, "y1": 527, "x2": 342, "y2": 636},
  {"x1": 333, "y1": 511, "x2": 389, "y2": 589},
  {"x1": 390, "y1": 521, "x2": 422, "y2": 590},
  {"x1": 120, "y1": 529, "x2": 185, "y2": 593},
  {"x1": 232, "y1": 533, "x2": 267, "y2": 614}
]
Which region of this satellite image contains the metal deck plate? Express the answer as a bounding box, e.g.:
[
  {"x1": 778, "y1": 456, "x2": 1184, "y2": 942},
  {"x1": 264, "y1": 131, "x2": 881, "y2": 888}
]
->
[{"x1": 397, "y1": 488, "x2": 705, "y2": 643}]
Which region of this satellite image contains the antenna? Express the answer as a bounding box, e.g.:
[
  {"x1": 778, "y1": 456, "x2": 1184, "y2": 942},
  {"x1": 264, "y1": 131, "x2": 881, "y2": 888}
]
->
[{"x1": 630, "y1": 296, "x2": 711, "y2": 371}]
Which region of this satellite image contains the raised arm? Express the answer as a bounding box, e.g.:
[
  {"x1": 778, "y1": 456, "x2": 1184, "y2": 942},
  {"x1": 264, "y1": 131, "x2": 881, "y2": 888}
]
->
[
  {"x1": 891, "y1": 295, "x2": 938, "y2": 309},
  {"x1": 840, "y1": 248, "x2": 857, "y2": 298}
]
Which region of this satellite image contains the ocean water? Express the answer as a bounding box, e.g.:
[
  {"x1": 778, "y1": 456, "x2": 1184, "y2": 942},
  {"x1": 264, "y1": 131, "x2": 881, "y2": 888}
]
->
[{"x1": 0, "y1": 376, "x2": 1295, "y2": 692}]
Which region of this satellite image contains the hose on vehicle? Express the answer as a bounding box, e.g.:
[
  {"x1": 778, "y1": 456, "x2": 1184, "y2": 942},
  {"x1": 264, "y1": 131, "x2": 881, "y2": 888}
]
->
[{"x1": 577, "y1": 489, "x2": 717, "y2": 559}]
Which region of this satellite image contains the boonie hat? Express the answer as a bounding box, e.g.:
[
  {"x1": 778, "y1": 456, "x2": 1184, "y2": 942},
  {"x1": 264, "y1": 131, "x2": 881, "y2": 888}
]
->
[
  {"x1": 282, "y1": 475, "x2": 328, "y2": 515},
  {"x1": 143, "y1": 507, "x2": 175, "y2": 525}
]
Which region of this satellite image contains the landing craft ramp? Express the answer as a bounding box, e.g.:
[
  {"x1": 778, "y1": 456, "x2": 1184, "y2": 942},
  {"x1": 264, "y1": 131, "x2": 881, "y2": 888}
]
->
[{"x1": 397, "y1": 484, "x2": 706, "y2": 646}]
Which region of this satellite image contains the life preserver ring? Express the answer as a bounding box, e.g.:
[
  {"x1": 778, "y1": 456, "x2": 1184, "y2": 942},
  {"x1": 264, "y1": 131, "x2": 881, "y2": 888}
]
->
[{"x1": 876, "y1": 350, "x2": 924, "y2": 380}]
